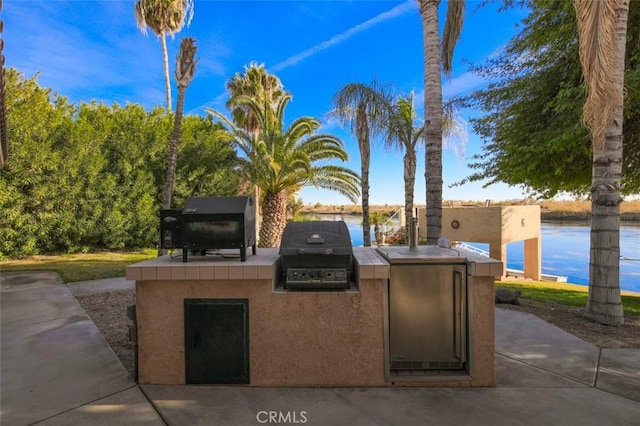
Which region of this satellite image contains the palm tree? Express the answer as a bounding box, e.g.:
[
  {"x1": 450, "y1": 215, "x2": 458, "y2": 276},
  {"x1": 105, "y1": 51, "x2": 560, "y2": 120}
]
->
[
  {"x1": 134, "y1": 0, "x2": 194, "y2": 112},
  {"x1": 332, "y1": 81, "x2": 394, "y2": 246},
  {"x1": 225, "y1": 63, "x2": 287, "y2": 240},
  {"x1": 573, "y1": 0, "x2": 629, "y2": 325},
  {"x1": 418, "y1": 0, "x2": 465, "y2": 244},
  {"x1": 162, "y1": 37, "x2": 198, "y2": 210},
  {"x1": 207, "y1": 94, "x2": 360, "y2": 247},
  {"x1": 226, "y1": 62, "x2": 286, "y2": 141},
  {"x1": 288, "y1": 194, "x2": 305, "y2": 221},
  {"x1": 369, "y1": 211, "x2": 391, "y2": 246},
  {"x1": 384, "y1": 96, "x2": 467, "y2": 240},
  {"x1": 383, "y1": 93, "x2": 425, "y2": 233}
]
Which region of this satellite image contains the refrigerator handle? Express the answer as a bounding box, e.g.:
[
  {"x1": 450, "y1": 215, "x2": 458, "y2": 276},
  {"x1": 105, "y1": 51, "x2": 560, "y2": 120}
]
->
[{"x1": 453, "y1": 270, "x2": 466, "y2": 362}]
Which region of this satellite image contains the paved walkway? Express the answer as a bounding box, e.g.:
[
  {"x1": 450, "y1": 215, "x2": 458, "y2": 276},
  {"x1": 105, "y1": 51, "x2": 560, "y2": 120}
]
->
[{"x1": 1, "y1": 271, "x2": 639, "y2": 425}]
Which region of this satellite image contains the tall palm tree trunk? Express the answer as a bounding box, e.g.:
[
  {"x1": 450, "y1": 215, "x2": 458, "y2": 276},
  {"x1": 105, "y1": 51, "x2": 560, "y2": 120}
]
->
[
  {"x1": 580, "y1": 0, "x2": 629, "y2": 325},
  {"x1": 160, "y1": 32, "x2": 172, "y2": 112},
  {"x1": 420, "y1": 0, "x2": 444, "y2": 245},
  {"x1": 259, "y1": 191, "x2": 288, "y2": 248},
  {"x1": 162, "y1": 88, "x2": 184, "y2": 209},
  {"x1": 357, "y1": 104, "x2": 372, "y2": 246},
  {"x1": 403, "y1": 149, "x2": 417, "y2": 235}
]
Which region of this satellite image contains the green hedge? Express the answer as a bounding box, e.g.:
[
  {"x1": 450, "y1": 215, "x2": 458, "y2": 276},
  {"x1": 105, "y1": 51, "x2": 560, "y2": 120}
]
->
[{"x1": 0, "y1": 69, "x2": 239, "y2": 257}]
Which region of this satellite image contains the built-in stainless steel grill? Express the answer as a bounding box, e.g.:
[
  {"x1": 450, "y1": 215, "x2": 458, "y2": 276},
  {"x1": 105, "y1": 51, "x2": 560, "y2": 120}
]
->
[{"x1": 278, "y1": 221, "x2": 354, "y2": 290}]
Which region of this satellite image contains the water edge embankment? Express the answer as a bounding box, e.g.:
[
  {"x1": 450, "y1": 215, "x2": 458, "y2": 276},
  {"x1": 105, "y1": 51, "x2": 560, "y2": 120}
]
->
[{"x1": 541, "y1": 211, "x2": 640, "y2": 222}]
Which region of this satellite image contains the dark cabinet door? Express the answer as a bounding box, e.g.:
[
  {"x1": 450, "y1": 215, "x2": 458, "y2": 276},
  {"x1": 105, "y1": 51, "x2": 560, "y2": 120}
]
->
[{"x1": 184, "y1": 299, "x2": 249, "y2": 384}]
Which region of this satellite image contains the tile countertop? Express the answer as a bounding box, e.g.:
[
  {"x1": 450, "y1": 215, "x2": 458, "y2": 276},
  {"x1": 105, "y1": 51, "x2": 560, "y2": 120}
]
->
[
  {"x1": 125, "y1": 249, "x2": 280, "y2": 281},
  {"x1": 126, "y1": 246, "x2": 502, "y2": 282},
  {"x1": 376, "y1": 246, "x2": 503, "y2": 277}
]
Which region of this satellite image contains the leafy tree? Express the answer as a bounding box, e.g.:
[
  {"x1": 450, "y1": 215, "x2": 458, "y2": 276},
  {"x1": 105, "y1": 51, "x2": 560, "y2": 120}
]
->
[
  {"x1": 162, "y1": 37, "x2": 198, "y2": 210},
  {"x1": 134, "y1": 0, "x2": 194, "y2": 111},
  {"x1": 418, "y1": 0, "x2": 466, "y2": 244},
  {"x1": 463, "y1": 1, "x2": 638, "y2": 325},
  {"x1": 574, "y1": 0, "x2": 629, "y2": 325},
  {"x1": 172, "y1": 116, "x2": 239, "y2": 206},
  {"x1": 0, "y1": 0, "x2": 7, "y2": 168},
  {"x1": 88, "y1": 102, "x2": 168, "y2": 249},
  {"x1": 0, "y1": 69, "x2": 74, "y2": 255},
  {"x1": 459, "y1": 0, "x2": 639, "y2": 197},
  {"x1": 332, "y1": 80, "x2": 393, "y2": 246},
  {"x1": 0, "y1": 68, "x2": 238, "y2": 257},
  {"x1": 207, "y1": 94, "x2": 360, "y2": 247}
]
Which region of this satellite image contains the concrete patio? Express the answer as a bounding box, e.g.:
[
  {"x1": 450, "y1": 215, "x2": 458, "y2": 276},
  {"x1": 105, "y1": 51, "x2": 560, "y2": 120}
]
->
[{"x1": 1, "y1": 271, "x2": 638, "y2": 425}]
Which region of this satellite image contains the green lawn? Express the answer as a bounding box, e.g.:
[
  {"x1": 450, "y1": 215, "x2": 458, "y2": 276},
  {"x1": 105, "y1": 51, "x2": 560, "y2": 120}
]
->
[
  {"x1": 2, "y1": 249, "x2": 157, "y2": 283},
  {"x1": 496, "y1": 281, "x2": 640, "y2": 317}
]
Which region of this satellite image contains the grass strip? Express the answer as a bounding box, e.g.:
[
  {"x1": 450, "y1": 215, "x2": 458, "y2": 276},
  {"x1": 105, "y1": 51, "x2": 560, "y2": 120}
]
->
[
  {"x1": 497, "y1": 281, "x2": 640, "y2": 317},
  {"x1": 2, "y1": 249, "x2": 156, "y2": 283}
]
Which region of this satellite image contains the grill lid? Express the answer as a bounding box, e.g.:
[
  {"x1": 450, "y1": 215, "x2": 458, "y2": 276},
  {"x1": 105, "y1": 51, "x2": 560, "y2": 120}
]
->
[
  {"x1": 183, "y1": 196, "x2": 254, "y2": 215},
  {"x1": 279, "y1": 221, "x2": 353, "y2": 256},
  {"x1": 279, "y1": 221, "x2": 353, "y2": 290}
]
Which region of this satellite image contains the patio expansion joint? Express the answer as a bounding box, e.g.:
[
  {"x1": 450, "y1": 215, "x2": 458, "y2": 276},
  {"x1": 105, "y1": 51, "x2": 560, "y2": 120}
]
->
[
  {"x1": 593, "y1": 348, "x2": 603, "y2": 389},
  {"x1": 28, "y1": 384, "x2": 140, "y2": 425},
  {"x1": 496, "y1": 351, "x2": 595, "y2": 388},
  {"x1": 139, "y1": 385, "x2": 170, "y2": 426},
  {"x1": 592, "y1": 348, "x2": 640, "y2": 404}
]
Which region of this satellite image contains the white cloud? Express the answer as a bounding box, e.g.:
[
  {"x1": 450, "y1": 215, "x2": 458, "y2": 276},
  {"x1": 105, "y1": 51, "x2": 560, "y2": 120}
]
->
[
  {"x1": 412, "y1": 71, "x2": 487, "y2": 108},
  {"x1": 442, "y1": 72, "x2": 487, "y2": 99},
  {"x1": 269, "y1": 1, "x2": 416, "y2": 72},
  {"x1": 188, "y1": 90, "x2": 228, "y2": 116},
  {"x1": 196, "y1": 1, "x2": 416, "y2": 117},
  {"x1": 4, "y1": 1, "x2": 167, "y2": 106}
]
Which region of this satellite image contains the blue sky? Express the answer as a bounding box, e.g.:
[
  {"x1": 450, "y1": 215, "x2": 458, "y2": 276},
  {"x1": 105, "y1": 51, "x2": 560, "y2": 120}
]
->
[{"x1": 4, "y1": 0, "x2": 530, "y2": 205}]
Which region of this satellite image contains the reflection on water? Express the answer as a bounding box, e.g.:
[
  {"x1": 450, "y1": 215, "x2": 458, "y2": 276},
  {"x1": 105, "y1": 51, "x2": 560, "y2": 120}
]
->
[
  {"x1": 502, "y1": 222, "x2": 640, "y2": 293},
  {"x1": 300, "y1": 214, "x2": 640, "y2": 293}
]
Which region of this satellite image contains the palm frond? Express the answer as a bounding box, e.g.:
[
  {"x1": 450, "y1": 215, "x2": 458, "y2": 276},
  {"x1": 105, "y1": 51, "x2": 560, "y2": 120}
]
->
[
  {"x1": 441, "y1": 0, "x2": 465, "y2": 77},
  {"x1": 297, "y1": 134, "x2": 348, "y2": 162},
  {"x1": 384, "y1": 93, "x2": 424, "y2": 151},
  {"x1": 331, "y1": 80, "x2": 394, "y2": 135},
  {"x1": 225, "y1": 63, "x2": 288, "y2": 137},
  {"x1": 211, "y1": 89, "x2": 358, "y2": 203},
  {"x1": 442, "y1": 101, "x2": 468, "y2": 161},
  {"x1": 307, "y1": 165, "x2": 361, "y2": 203},
  {"x1": 283, "y1": 117, "x2": 319, "y2": 144},
  {"x1": 175, "y1": 37, "x2": 198, "y2": 88},
  {"x1": 573, "y1": 0, "x2": 620, "y2": 149},
  {"x1": 134, "y1": 0, "x2": 194, "y2": 36}
]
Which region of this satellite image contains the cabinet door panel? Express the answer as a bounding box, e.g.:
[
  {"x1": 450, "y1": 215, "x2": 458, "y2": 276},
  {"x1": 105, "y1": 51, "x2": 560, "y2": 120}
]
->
[{"x1": 185, "y1": 299, "x2": 249, "y2": 384}]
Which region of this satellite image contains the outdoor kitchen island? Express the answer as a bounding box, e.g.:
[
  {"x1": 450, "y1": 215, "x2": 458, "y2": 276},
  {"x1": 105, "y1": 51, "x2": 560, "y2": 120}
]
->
[{"x1": 126, "y1": 247, "x2": 501, "y2": 387}]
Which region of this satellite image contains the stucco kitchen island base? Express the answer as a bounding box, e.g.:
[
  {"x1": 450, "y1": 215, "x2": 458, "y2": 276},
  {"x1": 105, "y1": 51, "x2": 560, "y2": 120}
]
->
[{"x1": 127, "y1": 247, "x2": 500, "y2": 387}]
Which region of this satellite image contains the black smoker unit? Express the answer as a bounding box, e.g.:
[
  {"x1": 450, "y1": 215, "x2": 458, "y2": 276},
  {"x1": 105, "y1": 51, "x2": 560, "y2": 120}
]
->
[
  {"x1": 160, "y1": 209, "x2": 183, "y2": 250},
  {"x1": 278, "y1": 221, "x2": 354, "y2": 290},
  {"x1": 160, "y1": 196, "x2": 257, "y2": 262}
]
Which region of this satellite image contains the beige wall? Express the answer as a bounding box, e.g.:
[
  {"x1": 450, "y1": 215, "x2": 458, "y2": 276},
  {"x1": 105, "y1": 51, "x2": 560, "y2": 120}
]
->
[
  {"x1": 467, "y1": 276, "x2": 496, "y2": 386},
  {"x1": 417, "y1": 206, "x2": 541, "y2": 280},
  {"x1": 136, "y1": 278, "x2": 386, "y2": 386},
  {"x1": 133, "y1": 248, "x2": 499, "y2": 387},
  {"x1": 417, "y1": 206, "x2": 540, "y2": 243}
]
